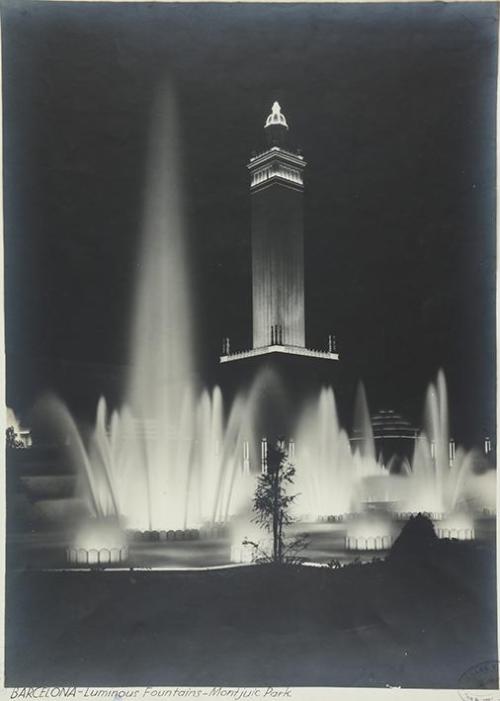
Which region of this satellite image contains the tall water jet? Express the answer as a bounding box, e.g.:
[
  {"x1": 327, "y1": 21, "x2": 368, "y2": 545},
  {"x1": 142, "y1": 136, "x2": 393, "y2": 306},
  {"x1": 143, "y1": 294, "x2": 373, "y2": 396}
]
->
[
  {"x1": 293, "y1": 387, "x2": 354, "y2": 518},
  {"x1": 125, "y1": 84, "x2": 196, "y2": 530},
  {"x1": 352, "y1": 382, "x2": 377, "y2": 465},
  {"x1": 402, "y1": 370, "x2": 477, "y2": 516},
  {"x1": 63, "y1": 83, "x2": 225, "y2": 534},
  {"x1": 221, "y1": 368, "x2": 287, "y2": 522},
  {"x1": 292, "y1": 383, "x2": 388, "y2": 520}
]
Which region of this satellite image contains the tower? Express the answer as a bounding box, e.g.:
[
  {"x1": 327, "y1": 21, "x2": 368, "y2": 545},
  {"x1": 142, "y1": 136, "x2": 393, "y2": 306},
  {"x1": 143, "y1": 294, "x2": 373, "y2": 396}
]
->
[
  {"x1": 220, "y1": 101, "x2": 338, "y2": 365},
  {"x1": 250, "y1": 101, "x2": 306, "y2": 349}
]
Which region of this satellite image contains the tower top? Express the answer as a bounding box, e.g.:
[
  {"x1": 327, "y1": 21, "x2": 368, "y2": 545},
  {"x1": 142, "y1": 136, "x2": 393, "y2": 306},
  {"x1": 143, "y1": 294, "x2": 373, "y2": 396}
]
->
[
  {"x1": 265, "y1": 101, "x2": 289, "y2": 130},
  {"x1": 249, "y1": 100, "x2": 305, "y2": 187}
]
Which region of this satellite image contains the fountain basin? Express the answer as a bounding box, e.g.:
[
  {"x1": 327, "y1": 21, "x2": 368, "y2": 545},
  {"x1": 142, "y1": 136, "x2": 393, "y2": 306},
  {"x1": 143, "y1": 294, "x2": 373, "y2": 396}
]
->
[
  {"x1": 231, "y1": 541, "x2": 257, "y2": 564},
  {"x1": 434, "y1": 512, "x2": 475, "y2": 541},
  {"x1": 316, "y1": 514, "x2": 350, "y2": 523},
  {"x1": 393, "y1": 511, "x2": 445, "y2": 522},
  {"x1": 435, "y1": 527, "x2": 475, "y2": 540},
  {"x1": 66, "y1": 545, "x2": 128, "y2": 566},
  {"x1": 126, "y1": 529, "x2": 200, "y2": 542},
  {"x1": 345, "y1": 511, "x2": 397, "y2": 551},
  {"x1": 345, "y1": 534, "x2": 393, "y2": 551},
  {"x1": 68, "y1": 518, "x2": 128, "y2": 566}
]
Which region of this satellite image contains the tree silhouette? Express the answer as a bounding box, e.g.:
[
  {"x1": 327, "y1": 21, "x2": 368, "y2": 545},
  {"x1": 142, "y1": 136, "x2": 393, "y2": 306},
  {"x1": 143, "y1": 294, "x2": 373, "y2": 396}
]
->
[{"x1": 248, "y1": 441, "x2": 307, "y2": 564}]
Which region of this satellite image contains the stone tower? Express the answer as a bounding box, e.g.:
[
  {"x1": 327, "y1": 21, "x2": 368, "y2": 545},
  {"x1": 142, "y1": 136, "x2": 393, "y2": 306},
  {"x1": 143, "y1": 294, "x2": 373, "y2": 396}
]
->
[{"x1": 220, "y1": 101, "x2": 338, "y2": 365}]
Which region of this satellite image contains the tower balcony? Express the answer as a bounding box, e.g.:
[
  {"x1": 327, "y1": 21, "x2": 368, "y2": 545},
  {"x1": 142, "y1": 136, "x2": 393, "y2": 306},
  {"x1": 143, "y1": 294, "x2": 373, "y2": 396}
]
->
[
  {"x1": 220, "y1": 343, "x2": 339, "y2": 364},
  {"x1": 248, "y1": 147, "x2": 306, "y2": 192}
]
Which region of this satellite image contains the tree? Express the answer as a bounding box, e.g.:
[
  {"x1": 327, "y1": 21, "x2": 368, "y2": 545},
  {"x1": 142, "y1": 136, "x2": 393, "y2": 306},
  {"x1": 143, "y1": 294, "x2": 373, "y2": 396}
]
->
[
  {"x1": 6, "y1": 426, "x2": 24, "y2": 450},
  {"x1": 388, "y1": 513, "x2": 438, "y2": 568},
  {"x1": 247, "y1": 441, "x2": 308, "y2": 564}
]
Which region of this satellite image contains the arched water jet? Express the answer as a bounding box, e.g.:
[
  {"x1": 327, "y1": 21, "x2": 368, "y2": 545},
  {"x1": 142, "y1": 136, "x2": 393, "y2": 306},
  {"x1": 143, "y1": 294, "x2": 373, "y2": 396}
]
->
[
  {"x1": 293, "y1": 387, "x2": 355, "y2": 518},
  {"x1": 293, "y1": 384, "x2": 387, "y2": 519},
  {"x1": 29, "y1": 366, "x2": 495, "y2": 563},
  {"x1": 352, "y1": 382, "x2": 377, "y2": 463},
  {"x1": 401, "y1": 371, "x2": 485, "y2": 516},
  {"x1": 31, "y1": 394, "x2": 106, "y2": 520}
]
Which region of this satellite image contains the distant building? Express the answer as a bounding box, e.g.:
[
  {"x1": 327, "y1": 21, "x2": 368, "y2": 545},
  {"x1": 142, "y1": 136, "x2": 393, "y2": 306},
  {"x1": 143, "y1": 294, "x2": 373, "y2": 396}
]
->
[{"x1": 352, "y1": 409, "x2": 418, "y2": 471}]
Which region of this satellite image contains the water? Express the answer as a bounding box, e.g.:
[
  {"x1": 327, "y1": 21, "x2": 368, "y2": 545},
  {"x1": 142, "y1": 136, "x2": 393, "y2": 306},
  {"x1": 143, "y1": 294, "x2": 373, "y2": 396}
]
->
[
  {"x1": 401, "y1": 371, "x2": 487, "y2": 515},
  {"x1": 292, "y1": 371, "x2": 494, "y2": 524},
  {"x1": 124, "y1": 85, "x2": 195, "y2": 530},
  {"x1": 34, "y1": 362, "x2": 493, "y2": 557},
  {"x1": 71, "y1": 87, "x2": 256, "y2": 532},
  {"x1": 27, "y1": 86, "x2": 257, "y2": 534},
  {"x1": 292, "y1": 386, "x2": 386, "y2": 519}
]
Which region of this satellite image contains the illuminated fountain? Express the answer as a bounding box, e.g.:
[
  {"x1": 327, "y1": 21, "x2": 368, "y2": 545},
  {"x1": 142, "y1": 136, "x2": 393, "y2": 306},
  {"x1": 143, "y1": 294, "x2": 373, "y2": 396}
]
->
[
  {"x1": 345, "y1": 512, "x2": 395, "y2": 551},
  {"x1": 400, "y1": 371, "x2": 466, "y2": 516},
  {"x1": 121, "y1": 84, "x2": 197, "y2": 532},
  {"x1": 434, "y1": 511, "x2": 475, "y2": 541},
  {"x1": 32, "y1": 367, "x2": 495, "y2": 563},
  {"x1": 292, "y1": 388, "x2": 354, "y2": 520},
  {"x1": 288, "y1": 371, "x2": 495, "y2": 552},
  {"x1": 32, "y1": 346, "x2": 495, "y2": 562},
  {"x1": 398, "y1": 370, "x2": 494, "y2": 539},
  {"x1": 293, "y1": 385, "x2": 388, "y2": 520},
  {"x1": 291, "y1": 384, "x2": 402, "y2": 552},
  {"x1": 29, "y1": 86, "x2": 258, "y2": 561},
  {"x1": 21, "y1": 88, "x2": 495, "y2": 567},
  {"x1": 66, "y1": 518, "x2": 128, "y2": 565}
]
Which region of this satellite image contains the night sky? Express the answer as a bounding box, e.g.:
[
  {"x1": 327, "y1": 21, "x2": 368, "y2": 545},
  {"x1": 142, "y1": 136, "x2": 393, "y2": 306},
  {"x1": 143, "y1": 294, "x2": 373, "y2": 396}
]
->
[{"x1": 2, "y1": 1, "x2": 497, "y2": 444}]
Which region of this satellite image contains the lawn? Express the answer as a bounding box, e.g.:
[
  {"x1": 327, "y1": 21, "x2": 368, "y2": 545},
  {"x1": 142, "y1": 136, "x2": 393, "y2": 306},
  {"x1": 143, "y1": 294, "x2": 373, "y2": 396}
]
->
[{"x1": 5, "y1": 540, "x2": 496, "y2": 688}]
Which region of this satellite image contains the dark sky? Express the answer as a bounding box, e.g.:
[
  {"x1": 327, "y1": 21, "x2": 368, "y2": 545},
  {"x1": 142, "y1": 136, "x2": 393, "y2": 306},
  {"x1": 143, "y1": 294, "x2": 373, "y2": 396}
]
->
[{"x1": 2, "y1": 1, "x2": 497, "y2": 443}]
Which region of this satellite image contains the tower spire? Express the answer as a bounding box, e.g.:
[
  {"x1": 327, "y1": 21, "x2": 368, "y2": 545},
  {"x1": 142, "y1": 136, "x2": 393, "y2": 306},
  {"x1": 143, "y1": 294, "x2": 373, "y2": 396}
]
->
[
  {"x1": 265, "y1": 101, "x2": 289, "y2": 130},
  {"x1": 264, "y1": 101, "x2": 289, "y2": 147}
]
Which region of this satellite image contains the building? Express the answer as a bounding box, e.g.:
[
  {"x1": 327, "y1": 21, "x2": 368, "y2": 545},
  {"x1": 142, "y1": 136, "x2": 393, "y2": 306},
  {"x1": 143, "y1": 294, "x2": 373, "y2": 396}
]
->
[
  {"x1": 368, "y1": 409, "x2": 418, "y2": 471},
  {"x1": 220, "y1": 102, "x2": 338, "y2": 366}
]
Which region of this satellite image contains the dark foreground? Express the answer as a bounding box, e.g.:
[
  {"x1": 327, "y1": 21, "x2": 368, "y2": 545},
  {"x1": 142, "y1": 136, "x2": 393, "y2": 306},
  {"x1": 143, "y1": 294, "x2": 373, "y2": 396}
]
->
[{"x1": 6, "y1": 541, "x2": 497, "y2": 688}]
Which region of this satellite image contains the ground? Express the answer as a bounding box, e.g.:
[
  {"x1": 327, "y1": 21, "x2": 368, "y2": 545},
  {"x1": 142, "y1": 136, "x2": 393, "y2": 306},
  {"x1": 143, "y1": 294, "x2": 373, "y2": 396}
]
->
[{"x1": 5, "y1": 540, "x2": 496, "y2": 688}]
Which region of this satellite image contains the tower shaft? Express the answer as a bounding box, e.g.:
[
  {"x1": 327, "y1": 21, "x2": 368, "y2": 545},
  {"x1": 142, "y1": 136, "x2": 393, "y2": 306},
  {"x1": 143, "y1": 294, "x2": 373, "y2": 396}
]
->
[
  {"x1": 251, "y1": 180, "x2": 305, "y2": 347},
  {"x1": 248, "y1": 102, "x2": 306, "y2": 349}
]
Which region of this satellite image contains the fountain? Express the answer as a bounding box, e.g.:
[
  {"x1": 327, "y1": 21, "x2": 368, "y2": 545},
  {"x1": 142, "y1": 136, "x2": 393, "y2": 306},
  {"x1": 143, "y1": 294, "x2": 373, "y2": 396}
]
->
[
  {"x1": 345, "y1": 513, "x2": 395, "y2": 551},
  {"x1": 396, "y1": 370, "x2": 494, "y2": 539},
  {"x1": 13, "y1": 87, "x2": 495, "y2": 569},
  {"x1": 27, "y1": 368, "x2": 495, "y2": 565},
  {"x1": 282, "y1": 371, "x2": 494, "y2": 554},
  {"x1": 21, "y1": 86, "x2": 257, "y2": 561},
  {"x1": 292, "y1": 385, "x2": 388, "y2": 520},
  {"x1": 434, "y1": 511, "x2": 475, "y2": 541},
  {"x1": 66, "y1": 518, "x2": 128, "y2": 565},
  {"x1": 58, "y1": 87, "x2": 258, "y2": 544}
]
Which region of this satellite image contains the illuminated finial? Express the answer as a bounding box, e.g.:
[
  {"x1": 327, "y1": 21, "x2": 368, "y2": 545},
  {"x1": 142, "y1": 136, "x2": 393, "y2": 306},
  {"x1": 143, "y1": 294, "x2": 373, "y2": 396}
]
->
[{"x1": 265, "y1": 101, "x2": 289, "y2": 129}]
